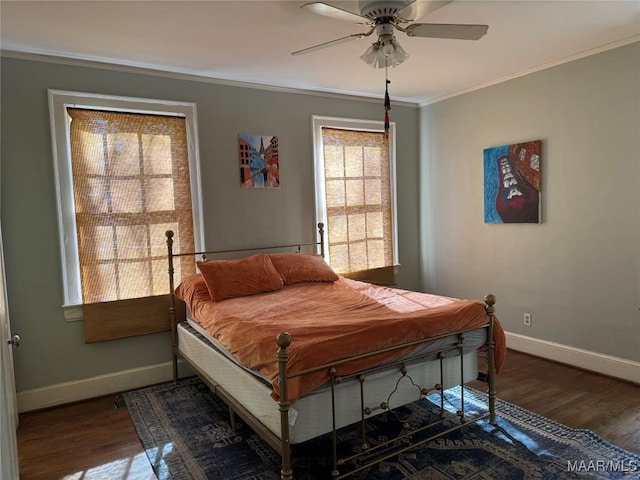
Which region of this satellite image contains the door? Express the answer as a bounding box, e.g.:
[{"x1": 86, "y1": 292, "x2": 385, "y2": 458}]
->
[{"x1": 0, "y1": 223, "x2": 19, "y2": 480}]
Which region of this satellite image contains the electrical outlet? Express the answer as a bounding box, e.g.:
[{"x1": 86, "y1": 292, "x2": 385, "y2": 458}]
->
[{"x1": 523, "y1": 313, "x2": 532, "y2": 326}]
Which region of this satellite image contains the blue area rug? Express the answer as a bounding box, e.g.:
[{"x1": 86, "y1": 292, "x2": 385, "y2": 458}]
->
[{"x1": 124, "y1": 377, "x2": 640, "y2": 479}]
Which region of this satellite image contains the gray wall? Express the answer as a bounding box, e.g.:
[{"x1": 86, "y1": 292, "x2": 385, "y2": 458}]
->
[
  {"x1": 0, "y1": 56, "x2": 421, "y2": 392},
  {"x1": 3, "y1": 42, "x2": 638, "y2": 396},
  {"x1": 419, "y1": 43, "x2": 640, "y2": 361}
]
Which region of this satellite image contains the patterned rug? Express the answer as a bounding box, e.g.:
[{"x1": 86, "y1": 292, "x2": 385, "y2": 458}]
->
[{"x1": 124, "y1": 377, "x2": 640, "y2": 480}]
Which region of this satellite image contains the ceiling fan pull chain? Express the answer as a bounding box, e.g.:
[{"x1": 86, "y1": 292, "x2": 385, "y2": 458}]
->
[{"x1": 384, "y1": 63, "x2": 391, "y2": 140}]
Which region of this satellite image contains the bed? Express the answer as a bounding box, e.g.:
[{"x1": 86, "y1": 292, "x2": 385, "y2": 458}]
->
[{"x1": 165, "y1": 224, "x2": 506, "y2": 479}]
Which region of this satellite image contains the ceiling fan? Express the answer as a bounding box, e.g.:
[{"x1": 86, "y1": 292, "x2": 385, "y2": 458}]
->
[{"x1": 292, "y1": 1, "x2": 489, "y2": 68}]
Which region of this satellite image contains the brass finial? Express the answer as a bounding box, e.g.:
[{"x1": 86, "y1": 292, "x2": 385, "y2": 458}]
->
[{"x1": 276, "y1": 332, "x2": 292, "y2": 349}]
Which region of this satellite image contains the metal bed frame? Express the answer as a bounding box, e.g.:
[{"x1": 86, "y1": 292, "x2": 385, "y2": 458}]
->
[{"x1": 165, "y1": 224, "x2": 497, "y2": 480}]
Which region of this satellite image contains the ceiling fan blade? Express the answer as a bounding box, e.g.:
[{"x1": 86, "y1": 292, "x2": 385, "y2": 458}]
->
[
  {"x1": 397, "y1": 1, "x2": 453, "y2": 22},
  {"x1": 291, "y1": 31, "x2": 370, "y2": 56},
  {"x1": 301, "y1": 2, "x2": 368, "y2": 23},
  {"x1": 405, "y1": 23, "x2": 489, "y2": 40}
]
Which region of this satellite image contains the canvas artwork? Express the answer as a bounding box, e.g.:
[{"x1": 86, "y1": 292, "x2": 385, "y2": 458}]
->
[
  {"x1": 238, "y1": 133, "x2": 280, "y2": 188},
  {"x1": 484, "y1": 140, "x2": 541, "y2": 223}
]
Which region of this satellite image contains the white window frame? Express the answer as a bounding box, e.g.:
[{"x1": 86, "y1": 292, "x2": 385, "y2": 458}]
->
[
  {"x1": 311, "y1": 115, "x2": 399, "y2": 269},
  {"x1": 48, "y1": 90, "x2": 205, "y2": 321}
]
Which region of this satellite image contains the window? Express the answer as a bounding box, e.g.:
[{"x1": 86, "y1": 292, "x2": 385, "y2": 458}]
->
[
  {"x1": 312, "y1": 116, "x2": 398, "y2": 285},
  {"x1": 49, "y1": 91, "x2": 203, "y2": 326}
]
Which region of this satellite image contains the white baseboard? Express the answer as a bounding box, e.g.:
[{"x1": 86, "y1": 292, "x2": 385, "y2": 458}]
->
[
  {"x1": 505, "y1": 331, "x2": 640, "y2": 384},
  {"x1": 17, "y1": 361, "x2": 192, "y2": 413},
  {"x1": 17, "y1": 334, "x2": 639, "y2": 412}
]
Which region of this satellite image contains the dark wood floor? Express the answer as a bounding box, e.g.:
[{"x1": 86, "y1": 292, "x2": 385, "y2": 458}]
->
[{"x1": 17, "y1": 350, "x2": 640, "y2": 480}]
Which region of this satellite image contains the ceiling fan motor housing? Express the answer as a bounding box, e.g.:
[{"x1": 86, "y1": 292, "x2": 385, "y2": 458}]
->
[{"x1": 358, "y1": 0, "x2": 414, "y2": 20}]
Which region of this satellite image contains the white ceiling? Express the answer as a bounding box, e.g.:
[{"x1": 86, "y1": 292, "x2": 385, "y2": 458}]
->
[{"x1": 1, "y1": 0, "x2": 639, "y2": 105}]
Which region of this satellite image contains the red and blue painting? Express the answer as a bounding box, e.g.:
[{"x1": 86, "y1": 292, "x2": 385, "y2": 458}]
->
[
  {"x1": 238, "y1": 133, "x2": 280, "y2": 189},
  {"x1": 484, "y1": 140, "x2": 541, "y2": 223}
]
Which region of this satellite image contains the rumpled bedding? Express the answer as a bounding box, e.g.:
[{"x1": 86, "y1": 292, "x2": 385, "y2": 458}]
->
[{"x1": 176, "y1": 276, "x2": 506, "y2": 402}]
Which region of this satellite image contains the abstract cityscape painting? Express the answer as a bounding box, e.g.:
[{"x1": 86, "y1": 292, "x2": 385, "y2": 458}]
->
[
  {"x1": 238, "y1": 133, "x2": 280, "y2": 188},
  {"x1": 484, "y1": 140, "x2": 541, "y2": 223}
]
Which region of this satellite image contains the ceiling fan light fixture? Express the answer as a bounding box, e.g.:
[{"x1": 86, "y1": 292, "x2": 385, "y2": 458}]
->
[
  {"x1": 359, "y1": 35, "x2": 409, "y2": 68},
  {"x1": 359, "y1": 42, "x2": 380, "y2": 65},
  {"x1": 389, "y1": 37, "x2": 409, "y2": 65},
  {"x1": 380, "y1": 37, "x2": 395, "y2": 56}
]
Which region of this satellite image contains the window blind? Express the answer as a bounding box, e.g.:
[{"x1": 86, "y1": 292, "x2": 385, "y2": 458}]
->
[
  {"x1": 321, "y1": 127, "x2": 394, "y2": 284},
  {"x1": 67, "y1": 108, "x2": 196, "y2": 340}
]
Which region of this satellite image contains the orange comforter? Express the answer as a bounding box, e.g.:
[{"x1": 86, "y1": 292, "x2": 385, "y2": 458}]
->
[{"x1": 177, "y1": 277, "x2": 506, "y2": 402}]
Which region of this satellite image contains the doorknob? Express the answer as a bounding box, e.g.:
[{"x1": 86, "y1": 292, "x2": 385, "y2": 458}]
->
[{"x1": 7, "y1": 334, "x2": 20, "y2": 347}]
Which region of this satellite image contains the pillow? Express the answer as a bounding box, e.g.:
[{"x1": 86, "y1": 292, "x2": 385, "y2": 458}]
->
[
  {"x1": 174, "y1": 274, "x2": 210, "y2": 305},
  {"x1": 269, "y1": 253, "x2": 338, "y2": 285},
  {"x1": 197, "y1": 253, "x2": 283, "y2": 302}
]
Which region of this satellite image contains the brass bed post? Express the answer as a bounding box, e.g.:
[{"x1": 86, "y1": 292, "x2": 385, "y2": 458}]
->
[
  {"x1": 277, "y1": 332, "x2": 293, "y2": 480},
  {"x1": 458, "y1": 333, "x2": 466, "y2": 422},
  {"x1": 484, "y1": 294, "x2": 497, "y2": 425},
  {"x1": 166, "y1": 231, "x2": 179, "y2": 383},
  {"x1": 317, "y1": 222, "x2": 325, "y2": 257}
]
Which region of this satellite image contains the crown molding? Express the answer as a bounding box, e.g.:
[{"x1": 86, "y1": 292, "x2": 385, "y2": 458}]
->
[
  {"x1": 3, "y1": 35, "x2": 637, "y2": 109},
  {"x1": 0, "y1": 49, "x2": 419, "y2": 108},
  {"x1": 419, "y1": 35, "x2": 640, "y2": 107}
]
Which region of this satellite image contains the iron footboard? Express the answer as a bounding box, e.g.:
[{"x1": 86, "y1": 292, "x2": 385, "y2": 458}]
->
[{"x1": 277, "y1": 294, "x2": 497, "y2": 479}]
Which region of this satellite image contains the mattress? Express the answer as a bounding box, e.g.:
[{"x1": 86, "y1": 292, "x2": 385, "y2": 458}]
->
[{"x1": 178, "y1": 319, "x2": 486, "y2": 444}]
